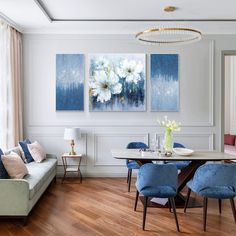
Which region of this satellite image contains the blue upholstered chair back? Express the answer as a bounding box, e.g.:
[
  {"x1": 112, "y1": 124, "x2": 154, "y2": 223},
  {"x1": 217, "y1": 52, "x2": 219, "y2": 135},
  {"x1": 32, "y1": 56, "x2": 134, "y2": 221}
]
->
[
  {"x1": 126, "y1": 142, "x2": 148, "y2": 149},
  {"x1": 136, "y1": 163, "x2": 178, "y2": 193},
  {"x1": 126, "y1": 142, "x2": 148, "y2": 166},
  {"x1": 165, "y1": 143, "x2": 190, "y2": 170},
  {"x1": 173, "y1": 142, "x2": 185, "y2": 148},
  {"x1": 190, "y1": 164, "x2": 236, "y2": 192}
]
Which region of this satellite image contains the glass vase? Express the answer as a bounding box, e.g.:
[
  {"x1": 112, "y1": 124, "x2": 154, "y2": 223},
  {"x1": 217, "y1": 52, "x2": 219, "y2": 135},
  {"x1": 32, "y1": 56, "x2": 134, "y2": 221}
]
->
[{"x1": 164, "y1": 129, "x2": 173, "y2": 152}]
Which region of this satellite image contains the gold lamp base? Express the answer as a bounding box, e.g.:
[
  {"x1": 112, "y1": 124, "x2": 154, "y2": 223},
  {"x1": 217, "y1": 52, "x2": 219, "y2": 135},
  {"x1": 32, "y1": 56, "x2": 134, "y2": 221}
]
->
[{"x1": 69, "y1": 140, "x2": 77, "y2": 155}]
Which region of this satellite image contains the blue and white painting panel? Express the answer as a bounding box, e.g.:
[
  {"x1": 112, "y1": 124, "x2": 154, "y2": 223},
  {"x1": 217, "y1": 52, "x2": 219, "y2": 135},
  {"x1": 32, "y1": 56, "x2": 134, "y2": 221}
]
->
[
  {"x1": 151, "y1": 54, "x2": 179, "y2": 111},
  {"x1": 56, "y1": 54, "x2": 84, "y2": 110},
  {"x1": 89, "y1": 54, "x2": 146, "y2": 111}
]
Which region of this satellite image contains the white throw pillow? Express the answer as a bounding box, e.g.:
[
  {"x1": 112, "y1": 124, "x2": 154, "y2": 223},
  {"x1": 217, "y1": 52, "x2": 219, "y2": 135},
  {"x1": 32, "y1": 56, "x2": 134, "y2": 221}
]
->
[
  {"x1": 2, "y1": 152, "x2": 28, "y2": 179},
  {"x1": 27, "y1": 141, "x2": 46, "y2": 163}
]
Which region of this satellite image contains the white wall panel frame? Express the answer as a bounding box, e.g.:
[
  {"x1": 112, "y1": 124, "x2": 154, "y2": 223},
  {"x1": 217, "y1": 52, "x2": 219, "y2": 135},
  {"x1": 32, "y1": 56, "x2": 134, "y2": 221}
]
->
[{"x1": 93, "y1": 133, "x2": 149, "y2": 166}]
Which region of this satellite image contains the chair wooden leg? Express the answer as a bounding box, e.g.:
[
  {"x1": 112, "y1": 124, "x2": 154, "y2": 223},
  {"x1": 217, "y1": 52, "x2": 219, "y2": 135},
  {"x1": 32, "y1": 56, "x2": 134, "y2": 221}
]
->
[
  {"x1": 134, "y1": 190, "x2": 139, "y2": 211},
  {"x1": 219, "y1": 199, "x2": 222, "y2": 214},
  {"x1": 168, "y1": 198, "x2": 172, "y2": 212},
  {"x1": 230, "y1": 198, "x2": 236, "y2": 224},
  {"x1": 170, "y1": 197, "x2": 180, "y2": 232},
  {"x1": 203, "y1": 197, "x2": 208, "y2": 231},
  {"x1": 128, "y1": 169, "x2": 132, "y2": 192},
  {"x1": 142, "y1": 196, "x2": 148, "y2": 230},
  {"x1": 126, "y1": 169, "x2": 130, "y2": 183},
  {"x1": 184, "y1": 188, "x2": 191, "y2": 213}
]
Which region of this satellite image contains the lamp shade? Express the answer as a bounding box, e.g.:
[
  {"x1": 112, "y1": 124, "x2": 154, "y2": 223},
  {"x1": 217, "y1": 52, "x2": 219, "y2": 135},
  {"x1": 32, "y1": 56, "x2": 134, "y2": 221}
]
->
[{"x1": 64, "y1": 128, "x2": 81, "y2": 140}]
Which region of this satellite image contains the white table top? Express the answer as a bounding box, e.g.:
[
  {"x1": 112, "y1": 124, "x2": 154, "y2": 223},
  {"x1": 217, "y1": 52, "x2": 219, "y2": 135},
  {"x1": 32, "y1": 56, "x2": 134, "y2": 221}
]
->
[
  {"x1": 62, "y1": 153, "x2": 82, "y2": 157},
  {"x1": 111, "y1": 149, "x2": 236, "y2": 161}
]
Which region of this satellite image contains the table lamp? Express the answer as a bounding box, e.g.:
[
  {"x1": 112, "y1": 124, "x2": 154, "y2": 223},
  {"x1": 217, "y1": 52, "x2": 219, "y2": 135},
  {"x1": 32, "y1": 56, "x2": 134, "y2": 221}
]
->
[{"x1": 64, "y1": 128, "x2": 81, "y2": 155}]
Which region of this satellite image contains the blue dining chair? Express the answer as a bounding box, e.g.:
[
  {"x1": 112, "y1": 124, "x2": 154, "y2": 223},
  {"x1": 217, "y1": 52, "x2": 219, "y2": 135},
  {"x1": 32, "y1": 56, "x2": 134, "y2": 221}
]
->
[
  {"x1": 184, "y1": 163, "x2": 236, "y2": 231},
  {"x1": 135, "y1": 163, "x2": 180, "y2": 231},
  {"x1": 164, "y1": 142, "x2": 191, "y2": 170},
  {"x1": 126, "y1": 142, "x2": 148, "y2": 192}
]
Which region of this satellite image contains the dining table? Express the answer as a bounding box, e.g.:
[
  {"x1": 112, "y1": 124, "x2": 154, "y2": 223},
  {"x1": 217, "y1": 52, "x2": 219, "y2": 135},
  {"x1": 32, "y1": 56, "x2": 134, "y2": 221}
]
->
[{"x1": 111, "y1": 149, "x2": 236, "y2": 209}]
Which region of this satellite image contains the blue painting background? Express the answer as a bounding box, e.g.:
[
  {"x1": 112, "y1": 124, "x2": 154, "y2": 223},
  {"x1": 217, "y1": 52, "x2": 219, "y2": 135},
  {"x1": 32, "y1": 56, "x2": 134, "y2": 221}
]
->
[
  {"x1": 56, "y1": 54, "x2": 84, "y2": 110},
  {"x1": 151, "y1": 54, "x2": 179, "y2": 111}
]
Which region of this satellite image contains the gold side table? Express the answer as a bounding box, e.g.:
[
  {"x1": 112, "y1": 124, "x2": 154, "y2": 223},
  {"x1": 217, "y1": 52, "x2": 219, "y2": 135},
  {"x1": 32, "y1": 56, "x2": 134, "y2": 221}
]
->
[{"x1": 61, "y1": 153, "x2": 83, "y2": 183}]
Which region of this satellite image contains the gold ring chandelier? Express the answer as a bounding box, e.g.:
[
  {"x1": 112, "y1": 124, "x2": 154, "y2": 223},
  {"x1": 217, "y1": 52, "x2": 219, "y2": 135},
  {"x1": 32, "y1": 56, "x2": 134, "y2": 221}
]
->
[
  {"x1": 136, "y1": 6, "x2": 202, "y2": 45},
  {"x1": 136, "y1": 27, "x2": 202, "y2": 45}
]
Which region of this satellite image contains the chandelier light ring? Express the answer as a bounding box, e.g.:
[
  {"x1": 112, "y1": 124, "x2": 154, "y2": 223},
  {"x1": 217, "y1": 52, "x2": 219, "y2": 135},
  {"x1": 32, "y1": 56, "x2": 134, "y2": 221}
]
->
[{"x1": 136, "y1": 27, "x2": 202, "y2": 45}]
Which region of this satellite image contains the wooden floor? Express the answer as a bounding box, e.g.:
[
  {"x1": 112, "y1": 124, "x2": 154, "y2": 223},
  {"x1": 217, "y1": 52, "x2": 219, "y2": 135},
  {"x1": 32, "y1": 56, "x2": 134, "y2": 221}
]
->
[{"x1": 1, "y1": 178, "x2": 236, "y2": 236}]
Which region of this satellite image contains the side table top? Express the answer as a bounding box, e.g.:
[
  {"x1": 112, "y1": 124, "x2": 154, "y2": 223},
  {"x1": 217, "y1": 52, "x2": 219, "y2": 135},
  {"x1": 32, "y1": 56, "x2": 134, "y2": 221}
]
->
[{"x1": 62, "y1": 153, "x2": 83, "y2": 157}]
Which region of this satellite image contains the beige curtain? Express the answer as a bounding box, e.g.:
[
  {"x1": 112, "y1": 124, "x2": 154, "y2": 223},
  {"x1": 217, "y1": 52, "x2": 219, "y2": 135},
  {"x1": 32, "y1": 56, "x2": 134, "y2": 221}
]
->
[
  {"x1": 10, "y1": 27, "x2": 23, "y2": 146},
  {"x1": 0, "y1": 21, "x2": 23, "y2": 150}
]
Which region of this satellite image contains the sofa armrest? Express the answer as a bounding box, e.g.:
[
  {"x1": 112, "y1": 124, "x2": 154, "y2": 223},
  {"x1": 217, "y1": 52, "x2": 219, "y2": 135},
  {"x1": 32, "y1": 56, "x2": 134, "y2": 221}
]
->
[
  {"x1": 46, "y1": 154, "x2": 57, "y2": 159},
  {"x1": 0, "y1": 179, "x2": 29, "y2": 216}
]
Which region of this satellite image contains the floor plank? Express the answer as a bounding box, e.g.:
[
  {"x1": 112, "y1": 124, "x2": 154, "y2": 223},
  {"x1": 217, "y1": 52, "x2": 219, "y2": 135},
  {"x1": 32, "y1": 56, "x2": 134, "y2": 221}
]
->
[{"x1": 0, "y1": 178, "x2": 236, "y2": 235}]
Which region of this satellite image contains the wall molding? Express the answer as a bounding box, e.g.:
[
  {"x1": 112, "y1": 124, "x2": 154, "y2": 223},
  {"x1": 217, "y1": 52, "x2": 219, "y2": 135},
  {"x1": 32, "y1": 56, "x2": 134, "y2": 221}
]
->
[
  {"x1": 93, "y1": 133, "x2": 149, "y2": 166},
  {"x1": 230, "y1": 56, "x2": 236, "y2": 134},
  {"x1": 155, "y1": 132, "x2": 214, "y2": 150},
  {"x1": 26, "y1": 39, "x2": 215, "y2": 128}
]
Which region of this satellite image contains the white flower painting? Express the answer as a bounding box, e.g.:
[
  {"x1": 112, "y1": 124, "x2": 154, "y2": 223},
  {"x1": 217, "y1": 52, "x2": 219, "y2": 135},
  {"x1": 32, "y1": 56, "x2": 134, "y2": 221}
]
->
[
  {"x1": 90, "y1": 70, "x2": 122, "y2": 103},
  {"x1": 89, "y1": 54, "x2": 146, "y2": 111}
]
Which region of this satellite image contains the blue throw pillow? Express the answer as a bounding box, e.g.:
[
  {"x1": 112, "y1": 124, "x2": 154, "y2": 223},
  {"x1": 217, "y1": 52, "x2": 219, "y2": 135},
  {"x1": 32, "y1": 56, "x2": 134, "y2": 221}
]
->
[
  {"x1": 19, "y1": 139, "x2": 34, "y2": 163},
  {"x1": 0, "y1": 148, "x2": 9, "y2": 179}
]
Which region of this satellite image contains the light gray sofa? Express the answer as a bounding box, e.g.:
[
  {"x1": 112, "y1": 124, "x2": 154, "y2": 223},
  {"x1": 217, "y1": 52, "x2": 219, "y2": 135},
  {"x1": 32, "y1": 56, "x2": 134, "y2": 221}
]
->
[{"x1": 0, "y1": 146, "x2": 57, "y2": 223}]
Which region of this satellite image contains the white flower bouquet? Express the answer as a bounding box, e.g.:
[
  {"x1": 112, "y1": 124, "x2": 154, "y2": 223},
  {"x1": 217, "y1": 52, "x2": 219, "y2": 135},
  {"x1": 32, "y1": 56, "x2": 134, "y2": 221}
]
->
[{"x1": 157, "y1": 116, "x2": 181, "y2": 152}]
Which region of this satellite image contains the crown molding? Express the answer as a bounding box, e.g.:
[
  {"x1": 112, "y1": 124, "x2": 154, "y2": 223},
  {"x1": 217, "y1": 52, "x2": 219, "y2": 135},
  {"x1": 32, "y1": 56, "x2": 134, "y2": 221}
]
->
[
  {"x1": 33, "y1": 0, "x2": 52, "y2": 22},
  {"x1": 0, "y1": 11, "x2": 23, "y2": 33}
]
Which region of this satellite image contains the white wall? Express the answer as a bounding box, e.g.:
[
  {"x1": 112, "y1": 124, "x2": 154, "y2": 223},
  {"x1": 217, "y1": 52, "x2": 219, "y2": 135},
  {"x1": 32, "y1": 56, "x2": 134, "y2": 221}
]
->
[
  {"x1": 225, "y1": 56, "x2": 231, "y2": 133},
  {"x1": 23, "y1": 34, "x2": 228, "y2": 177},
  {"x1": 225, "y1": 56, "x2": 236, "y2": 135}
]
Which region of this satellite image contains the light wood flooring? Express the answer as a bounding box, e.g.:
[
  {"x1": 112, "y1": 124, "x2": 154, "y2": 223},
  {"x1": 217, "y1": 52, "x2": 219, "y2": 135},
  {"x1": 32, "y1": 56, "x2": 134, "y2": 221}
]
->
[{"x1": 0, "y1": 178, "x2": 236, "y2": 236}]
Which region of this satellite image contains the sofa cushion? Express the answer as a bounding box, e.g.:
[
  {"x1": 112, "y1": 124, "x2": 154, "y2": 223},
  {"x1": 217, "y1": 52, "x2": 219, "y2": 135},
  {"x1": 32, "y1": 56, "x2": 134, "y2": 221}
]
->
[
  {"x1": 2, "y1": 152, "x2": 28, "y2": 179},
  {"x1": 0, "y1": 149, "x2": 9, "y2": 179},
  {"x1": 28, "y1": 141, "x2": 46, "y2": 163},
  {"x1": 224, "y1": 134, "x2": 235, "y2": 146},
  {"x1": 24, "y1": 157, "x2": 57, "y2": 199},
  {"x1": 19, "y1": 139, "x2": 34, "y2": 163},
  {"x1": 5, "y1": 147, "x2": 23, "y2": 158}
]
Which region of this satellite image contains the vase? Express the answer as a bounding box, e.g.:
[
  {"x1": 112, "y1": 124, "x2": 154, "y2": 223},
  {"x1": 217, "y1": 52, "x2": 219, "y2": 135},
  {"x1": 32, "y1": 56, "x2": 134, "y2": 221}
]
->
[{"x1": 164, "y1": 128, "x2": 173, "y2": 152}]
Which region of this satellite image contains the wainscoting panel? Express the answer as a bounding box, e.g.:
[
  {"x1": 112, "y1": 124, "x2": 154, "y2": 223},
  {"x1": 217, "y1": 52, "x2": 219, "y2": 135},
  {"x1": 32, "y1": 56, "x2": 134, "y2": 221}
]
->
[
  {"x1": 94, "y1": 133, "x2": 149, "y2": 166},
  {"x1": 155, "y1": 133, "x2": 214, "y2": 150},
  {"x1": 24, "y1": 35, "x2": 214, "y2": 128}
]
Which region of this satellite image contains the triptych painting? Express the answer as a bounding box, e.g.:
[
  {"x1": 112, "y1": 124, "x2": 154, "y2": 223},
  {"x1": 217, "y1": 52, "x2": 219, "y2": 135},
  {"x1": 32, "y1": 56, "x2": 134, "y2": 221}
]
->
[{"x1": 56, "y1": 53, "x2": 179, "y2": 112}]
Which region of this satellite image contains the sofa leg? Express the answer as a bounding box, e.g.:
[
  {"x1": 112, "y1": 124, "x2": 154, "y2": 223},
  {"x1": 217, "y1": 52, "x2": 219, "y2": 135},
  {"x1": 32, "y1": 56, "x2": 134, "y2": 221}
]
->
[
  {"x1": 53, "y1": 176, "x2": 57, "y2": 184},
  {"x1": 22, "y1": 216, "x2": 28, "y2": 226}
]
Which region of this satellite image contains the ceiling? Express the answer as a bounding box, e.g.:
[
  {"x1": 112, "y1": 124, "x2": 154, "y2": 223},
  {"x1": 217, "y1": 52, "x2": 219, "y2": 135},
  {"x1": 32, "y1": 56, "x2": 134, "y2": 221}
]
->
[{"x1": 1, "y1": 0, "x2": 236, "y2": 34}]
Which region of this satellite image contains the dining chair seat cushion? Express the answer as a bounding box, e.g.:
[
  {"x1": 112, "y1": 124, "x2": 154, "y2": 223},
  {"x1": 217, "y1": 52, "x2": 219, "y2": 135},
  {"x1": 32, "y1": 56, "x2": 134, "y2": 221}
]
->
[
  {"x1": 127, "y1": 160, "x2": 140, "y2": 169},
  {"x1": 199, "y1": 186, "x2": 236, "y2": 199},
  {"x1": 140, "y1": 186, "x2": 177, "y2": 198},
  {"x1": 187, "y1": 180, "x2": 236, "y2": 199}
]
